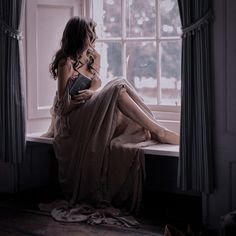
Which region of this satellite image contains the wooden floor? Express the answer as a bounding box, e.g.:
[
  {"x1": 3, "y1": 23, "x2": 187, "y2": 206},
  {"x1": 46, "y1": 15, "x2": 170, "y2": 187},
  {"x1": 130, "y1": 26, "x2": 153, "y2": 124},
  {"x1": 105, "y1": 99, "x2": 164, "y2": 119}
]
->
[
  {"x1": 0, "y1": 207, "x2": 164, "y2": 236},
  {"x1": 0, "y1": 187, "x2": 165, "y2": 236},
  {"x1": 0, "y1": 186, "x2": 211, "y2": 236}
]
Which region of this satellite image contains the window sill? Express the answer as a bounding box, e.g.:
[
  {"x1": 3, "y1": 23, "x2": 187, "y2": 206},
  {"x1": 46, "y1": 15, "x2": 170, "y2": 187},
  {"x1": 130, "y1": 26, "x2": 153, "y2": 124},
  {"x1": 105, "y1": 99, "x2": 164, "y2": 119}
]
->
[
  {"x1": 26, "y1": 133, "x2": 179, "y2": 157},
  {"x1": 142, "y1": 144, "x2": 179, "y2": 157},
  {"x1": 26, "y1": 133, "x2": 53, "y2": 144}
]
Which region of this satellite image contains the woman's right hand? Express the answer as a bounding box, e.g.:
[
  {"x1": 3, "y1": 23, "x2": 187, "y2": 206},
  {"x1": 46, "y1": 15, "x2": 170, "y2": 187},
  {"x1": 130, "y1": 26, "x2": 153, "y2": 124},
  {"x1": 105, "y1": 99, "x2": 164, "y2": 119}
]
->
[{"x1": 71, "y1": 89, "x2": 95, "y2": 105}]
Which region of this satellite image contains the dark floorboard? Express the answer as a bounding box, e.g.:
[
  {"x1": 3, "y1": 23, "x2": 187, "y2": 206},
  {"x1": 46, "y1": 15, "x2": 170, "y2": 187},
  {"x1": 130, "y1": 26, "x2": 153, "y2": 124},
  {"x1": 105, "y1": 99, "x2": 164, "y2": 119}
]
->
[
  {"x1": 0, "y1": 187, "x2": 164, "y2": 236},
  {"x1": 0, "y1": 186, "x2": 217, "y2": 236}
]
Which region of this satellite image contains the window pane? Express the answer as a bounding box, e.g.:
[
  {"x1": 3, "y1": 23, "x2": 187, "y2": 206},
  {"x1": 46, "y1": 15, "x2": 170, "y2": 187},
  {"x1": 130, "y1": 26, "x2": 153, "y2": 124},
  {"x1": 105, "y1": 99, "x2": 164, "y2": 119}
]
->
[
  {"x1": 91, "y1": 0, "x2": 182, "y2": 108},
  {"x1": 126, "y1": 0, "x2": 156, "y2": 37},
  {"x1": 92, "y1": 0, "x2": 122, "y2": 38},
  {"x1": 160, "y1": 0, "x2": 182, "y2": 37},
  {"x1": 95, "y1": 42, "x2": 123, "y2": 86},
  {"x1": 126, "y1": 42, "x2": 157, "y2": 104},
  {"x1": 160, "y1": 40, "x2": 181, "y2": 105}
]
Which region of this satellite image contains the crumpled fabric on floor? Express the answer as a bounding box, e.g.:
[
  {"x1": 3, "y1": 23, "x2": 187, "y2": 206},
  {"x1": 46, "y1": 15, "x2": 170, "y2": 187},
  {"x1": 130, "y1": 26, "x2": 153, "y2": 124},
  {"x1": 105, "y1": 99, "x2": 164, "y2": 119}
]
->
[
  {"x1": 42, "y1": 78, "x2": 160, "y2": 226},
  {"x1": 39, "y1": 200, "x2": 139, "y2": 227}
]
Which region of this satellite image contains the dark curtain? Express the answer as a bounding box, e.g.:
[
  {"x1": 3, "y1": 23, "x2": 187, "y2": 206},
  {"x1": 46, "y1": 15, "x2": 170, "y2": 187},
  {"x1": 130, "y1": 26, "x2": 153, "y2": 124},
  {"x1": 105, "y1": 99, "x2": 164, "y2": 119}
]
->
[
  {"x1": 0, "y1": 0, "x2": 26, "y2": 163},
  {"x1": 177, "y1": 0, "x2": 214, "y2": 193}
]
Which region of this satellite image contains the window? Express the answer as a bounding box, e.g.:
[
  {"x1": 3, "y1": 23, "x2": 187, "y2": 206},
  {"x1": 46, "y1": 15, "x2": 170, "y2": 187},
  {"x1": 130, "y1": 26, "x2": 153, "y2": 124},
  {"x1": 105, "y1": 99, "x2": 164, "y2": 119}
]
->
[
  {"x1": 90, "y1": 0, "x2": 182, "y2": 111},
  {"x1": 25, "y1": 0, "x2": 181, "y2": 134}
]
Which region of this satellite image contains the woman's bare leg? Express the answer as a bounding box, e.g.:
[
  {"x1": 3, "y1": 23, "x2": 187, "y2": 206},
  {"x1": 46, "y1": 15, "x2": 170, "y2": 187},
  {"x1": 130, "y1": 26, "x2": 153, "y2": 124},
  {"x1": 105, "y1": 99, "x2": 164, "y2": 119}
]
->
[{"x1": 117, "y1": 89, "x2": 179, "y2": 145}]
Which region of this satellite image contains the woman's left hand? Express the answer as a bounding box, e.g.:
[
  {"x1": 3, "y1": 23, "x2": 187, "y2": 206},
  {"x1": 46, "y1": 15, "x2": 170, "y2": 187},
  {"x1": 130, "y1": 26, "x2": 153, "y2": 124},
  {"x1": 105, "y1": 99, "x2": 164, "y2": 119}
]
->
[{"x1": 75, "y1": 89, "x2": 95, "y2": 103}]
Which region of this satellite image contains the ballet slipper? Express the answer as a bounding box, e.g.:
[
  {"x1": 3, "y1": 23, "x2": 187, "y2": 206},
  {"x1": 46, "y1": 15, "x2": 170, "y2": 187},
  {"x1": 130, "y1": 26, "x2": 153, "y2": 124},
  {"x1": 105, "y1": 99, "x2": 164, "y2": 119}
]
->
[{"x1": 152, "y1": 129, "x2": 179, "y2": 145}]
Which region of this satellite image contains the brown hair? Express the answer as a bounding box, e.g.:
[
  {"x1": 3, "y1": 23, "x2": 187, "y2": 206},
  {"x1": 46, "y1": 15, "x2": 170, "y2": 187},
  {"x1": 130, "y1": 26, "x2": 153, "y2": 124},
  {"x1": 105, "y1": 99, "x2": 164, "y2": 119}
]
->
[{"x1": 50, "y1": 16, "x2": 97, "y2": 79}]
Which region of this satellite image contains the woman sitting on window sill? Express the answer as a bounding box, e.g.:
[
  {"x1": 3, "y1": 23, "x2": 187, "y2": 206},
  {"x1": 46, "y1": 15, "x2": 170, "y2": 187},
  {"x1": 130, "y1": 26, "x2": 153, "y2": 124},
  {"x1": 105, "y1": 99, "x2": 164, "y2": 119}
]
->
[{"x1": 43, "y1": 16, "x2": 179, "y2": 227}]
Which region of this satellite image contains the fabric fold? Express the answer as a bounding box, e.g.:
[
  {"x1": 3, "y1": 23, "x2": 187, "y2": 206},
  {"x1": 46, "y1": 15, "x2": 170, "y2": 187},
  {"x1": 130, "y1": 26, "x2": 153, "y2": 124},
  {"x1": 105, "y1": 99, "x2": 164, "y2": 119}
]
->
[{"x1": 44, "y1": 77, "x2": 159, "y2": 225}]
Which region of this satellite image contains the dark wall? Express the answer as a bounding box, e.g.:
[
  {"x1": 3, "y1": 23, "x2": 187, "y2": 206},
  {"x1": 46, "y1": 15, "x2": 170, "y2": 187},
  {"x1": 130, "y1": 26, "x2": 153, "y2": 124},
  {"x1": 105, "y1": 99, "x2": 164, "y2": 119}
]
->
[{"x1": 203, "y1": 0, "x2": 236, "y2": 228}]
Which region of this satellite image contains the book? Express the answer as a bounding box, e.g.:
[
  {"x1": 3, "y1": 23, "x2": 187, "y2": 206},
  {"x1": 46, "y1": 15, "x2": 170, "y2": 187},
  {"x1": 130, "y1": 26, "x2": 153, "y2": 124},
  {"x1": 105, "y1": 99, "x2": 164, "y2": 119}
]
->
[{"x1": 69, "y1": 73, "x2": 92, "y2": 96}]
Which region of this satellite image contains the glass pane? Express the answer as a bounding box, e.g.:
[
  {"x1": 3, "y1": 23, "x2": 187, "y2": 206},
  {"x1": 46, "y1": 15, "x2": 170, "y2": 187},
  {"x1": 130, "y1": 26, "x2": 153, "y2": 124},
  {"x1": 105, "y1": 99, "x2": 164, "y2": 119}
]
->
[
  {"x1": 95, "y1": 42, "x2": 123, "y2": 87},
  {"x1": 126, "y1": 42, "x2": 157, "y2": 104},
  {"x1": 160, "y1": 40, "x2": 181, "y2": 105},
  {"x1": 160, "y1": 0, "x2": 182, "y2": 37},
  {"x1": 126, "y1": 0, "x2": 156, "y2": 37},
  {"x1": 92, "y1": 0, "x2": 122, "y2": 38}
]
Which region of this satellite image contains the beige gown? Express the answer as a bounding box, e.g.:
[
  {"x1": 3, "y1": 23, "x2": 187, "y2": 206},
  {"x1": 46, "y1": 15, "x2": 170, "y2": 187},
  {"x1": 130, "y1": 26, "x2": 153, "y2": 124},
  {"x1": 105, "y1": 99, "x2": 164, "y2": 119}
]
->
[{"x1": 44, "y1": 77, "x2": 158, "y2": 226}]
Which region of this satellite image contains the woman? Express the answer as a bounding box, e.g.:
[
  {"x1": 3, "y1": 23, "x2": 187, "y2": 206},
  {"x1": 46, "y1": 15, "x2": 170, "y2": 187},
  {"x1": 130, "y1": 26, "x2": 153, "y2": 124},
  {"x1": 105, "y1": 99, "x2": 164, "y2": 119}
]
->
[{"x1": 45, "y1": 16, "x2": 179, "y2": 226}]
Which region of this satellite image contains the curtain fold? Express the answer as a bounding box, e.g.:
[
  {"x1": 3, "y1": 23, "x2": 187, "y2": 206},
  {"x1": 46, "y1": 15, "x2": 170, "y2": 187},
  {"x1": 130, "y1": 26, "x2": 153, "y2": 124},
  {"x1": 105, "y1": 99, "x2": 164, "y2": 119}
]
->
[
  {"x1": 0, "y1": 0, "x2": 26, "y2": 163},
  {"x1": 177, "y1": 0, "x2": 214, "y2": 193}
]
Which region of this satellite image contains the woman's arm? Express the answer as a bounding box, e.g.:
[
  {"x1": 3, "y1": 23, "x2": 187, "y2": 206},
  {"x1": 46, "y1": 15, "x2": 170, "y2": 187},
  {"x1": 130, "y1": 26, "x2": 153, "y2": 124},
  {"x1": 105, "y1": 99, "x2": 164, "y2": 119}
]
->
[
  {"x1": 57, "y1": 58, "x2": 84, "y2": 115},
  {"x1": 89, "y1": 48, "x2": 102, "y2": 91},
  {"x1": 77, "y1": 48, "x2": 102, "y2": 91},
  {"x1": 90, "y1": 75, "x2": 101, "y2": 91},
  {"x1": 90, "y1": 48, "x2": 101, "y2": 75},
  {"x1": 57, "y1": 58, "x2": 73, "y2": 99}
]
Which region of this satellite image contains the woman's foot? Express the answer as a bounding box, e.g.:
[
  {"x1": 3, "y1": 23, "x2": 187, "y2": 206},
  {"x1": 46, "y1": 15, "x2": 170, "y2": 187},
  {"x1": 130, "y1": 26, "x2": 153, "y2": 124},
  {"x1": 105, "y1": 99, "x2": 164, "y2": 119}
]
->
[{"x1": 152, "y1": 129, "x2": 179, "y2": 145}]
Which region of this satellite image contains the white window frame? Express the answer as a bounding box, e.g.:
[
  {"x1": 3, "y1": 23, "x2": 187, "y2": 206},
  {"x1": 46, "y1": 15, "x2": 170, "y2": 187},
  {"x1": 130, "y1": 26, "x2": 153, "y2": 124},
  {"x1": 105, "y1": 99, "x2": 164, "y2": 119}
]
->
[
  {"x1": 24, "y1": 0, "x2": 181, "y2": 134},
  {"x1": 82, "y1": 0, "x2": 181, "y2": 128}
]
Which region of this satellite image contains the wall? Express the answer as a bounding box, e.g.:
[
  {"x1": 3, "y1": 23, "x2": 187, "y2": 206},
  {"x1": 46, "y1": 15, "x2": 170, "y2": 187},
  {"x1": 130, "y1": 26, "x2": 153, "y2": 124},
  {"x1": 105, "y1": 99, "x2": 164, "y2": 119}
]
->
[
  {"x1": 203, "y1": 0, "x2": 236, "y2": 228},
  {"x1": 25, "y1": 0, "x2": 82, "y2": 134}
]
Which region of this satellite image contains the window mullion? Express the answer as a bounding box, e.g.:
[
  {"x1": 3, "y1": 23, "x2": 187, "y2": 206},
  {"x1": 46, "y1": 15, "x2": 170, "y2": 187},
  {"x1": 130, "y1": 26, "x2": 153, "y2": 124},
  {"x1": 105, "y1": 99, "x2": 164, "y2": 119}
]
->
[
  {"x1": 156, "y1": 0, "x2": 161, "y2": 105},
  {"x1": 83, "y1": 0, "x2": 92, "y2": 18},
  {"x1": 121, "y1": 0, "x2": 126, "y2": 79},
  {"x1": 97, "y1": 37, "x2": 156, "y2": 42},
  {"x1": 160, "y1": 36, "x2": 181, "y2": 41}
]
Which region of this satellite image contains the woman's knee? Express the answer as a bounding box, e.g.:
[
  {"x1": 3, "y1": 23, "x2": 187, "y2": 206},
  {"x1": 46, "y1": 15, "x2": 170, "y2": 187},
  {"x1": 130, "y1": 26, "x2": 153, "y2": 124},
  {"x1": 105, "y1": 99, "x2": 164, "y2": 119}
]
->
[{"x1": 118, "y1": 87, "x2": 128, "y2": 100}]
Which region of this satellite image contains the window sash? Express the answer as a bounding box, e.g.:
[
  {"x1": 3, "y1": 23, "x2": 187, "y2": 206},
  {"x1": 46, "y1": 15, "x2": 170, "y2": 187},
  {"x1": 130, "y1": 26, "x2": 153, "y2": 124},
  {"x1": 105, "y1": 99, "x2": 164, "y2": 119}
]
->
[{"x1": 87, "y1": 0, "x2": 181, "y2": 113}]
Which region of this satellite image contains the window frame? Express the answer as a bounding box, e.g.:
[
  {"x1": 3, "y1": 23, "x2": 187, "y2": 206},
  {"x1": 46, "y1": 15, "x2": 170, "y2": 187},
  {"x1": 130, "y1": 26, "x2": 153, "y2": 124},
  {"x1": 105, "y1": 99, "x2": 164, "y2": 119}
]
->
[
  {"x1": 84, "y1": 0, "x2": 181, "y2": 122},
  {"x1": 24, "y1": 0, "x2": 181, "y2": 134}
]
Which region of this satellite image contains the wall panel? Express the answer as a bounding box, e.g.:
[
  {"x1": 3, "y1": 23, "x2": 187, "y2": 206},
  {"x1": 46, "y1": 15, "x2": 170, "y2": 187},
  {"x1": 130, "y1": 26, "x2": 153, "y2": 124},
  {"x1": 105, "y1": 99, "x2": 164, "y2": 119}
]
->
[{"x1": 26, "y1": 0, "x2": 81, "y2": 133}]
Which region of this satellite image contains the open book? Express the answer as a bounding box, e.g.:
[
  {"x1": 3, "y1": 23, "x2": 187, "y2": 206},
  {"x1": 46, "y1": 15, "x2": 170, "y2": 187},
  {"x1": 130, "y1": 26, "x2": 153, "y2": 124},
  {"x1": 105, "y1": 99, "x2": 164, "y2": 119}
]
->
[{"x1": 69, "y1": 73, "x2": 92, "y2": 96}]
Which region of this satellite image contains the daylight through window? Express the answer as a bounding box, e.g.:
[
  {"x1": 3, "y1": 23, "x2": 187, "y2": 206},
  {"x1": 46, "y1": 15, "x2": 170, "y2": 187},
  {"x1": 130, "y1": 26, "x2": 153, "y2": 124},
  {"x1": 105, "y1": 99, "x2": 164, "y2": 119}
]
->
[{"x1": 91, "y1": 0, "x2": 182, "y2": 107}]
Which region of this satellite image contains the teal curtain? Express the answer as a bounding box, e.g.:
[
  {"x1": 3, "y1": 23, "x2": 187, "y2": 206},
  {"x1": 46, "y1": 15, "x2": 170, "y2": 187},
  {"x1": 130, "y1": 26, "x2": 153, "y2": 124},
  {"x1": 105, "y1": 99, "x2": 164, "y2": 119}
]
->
[
  {"x1": 0, "y1": 0, "x2": 26, "y2": 163},
  {"x1": 177, "y1": 0, "x2": 214, "y2": 193}
]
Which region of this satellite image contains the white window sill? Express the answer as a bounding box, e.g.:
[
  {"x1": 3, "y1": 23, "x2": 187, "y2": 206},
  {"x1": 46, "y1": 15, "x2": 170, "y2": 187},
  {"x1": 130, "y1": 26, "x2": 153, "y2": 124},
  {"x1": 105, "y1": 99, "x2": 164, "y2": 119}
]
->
[
  {"x1": 26, "y1": 133, "x2": 53, "y2": 144},
  {"x1": 26, "y1": 133, "x2": 179, "y2": 157},
  {"x1": 142, "y1": 144, "x2": 179, "y2": 157}
]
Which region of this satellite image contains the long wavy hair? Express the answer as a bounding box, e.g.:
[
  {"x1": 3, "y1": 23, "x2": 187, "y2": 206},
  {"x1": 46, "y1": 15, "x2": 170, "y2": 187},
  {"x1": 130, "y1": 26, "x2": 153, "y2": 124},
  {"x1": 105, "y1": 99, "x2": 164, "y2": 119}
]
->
[{"x1": 50, "y1": 16, "x2": 97, "y2": 79}]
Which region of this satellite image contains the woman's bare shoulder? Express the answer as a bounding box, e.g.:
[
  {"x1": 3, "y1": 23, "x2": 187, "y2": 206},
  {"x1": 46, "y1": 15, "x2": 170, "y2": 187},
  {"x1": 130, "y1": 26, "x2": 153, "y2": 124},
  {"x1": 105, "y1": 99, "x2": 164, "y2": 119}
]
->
[
  {"x1": 57, "y1": 58, "x2": 74, "y2": 98},
  {"x1": 58, "y1": 58, "x2": 73, "y2": 78},
  {"x1": 58, "y1": 57, "x2": 72, "y2": 69}
]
